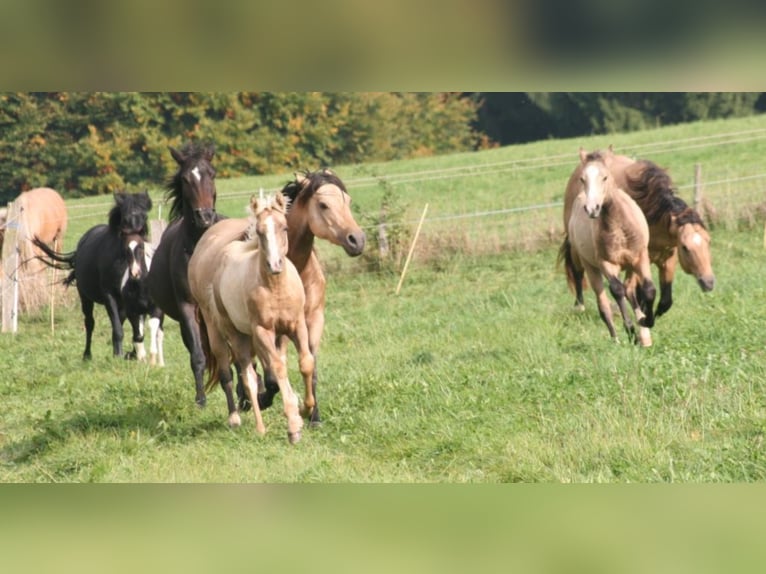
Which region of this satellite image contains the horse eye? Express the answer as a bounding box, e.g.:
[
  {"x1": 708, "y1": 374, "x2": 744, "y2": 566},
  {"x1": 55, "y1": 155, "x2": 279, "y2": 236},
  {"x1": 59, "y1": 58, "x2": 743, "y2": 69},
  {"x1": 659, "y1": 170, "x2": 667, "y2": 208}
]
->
[
  {"x1": 318, "y1": 202, "x2": 329, "y2": 210},
  {"x1": 579, "y1": 177, "x2": 585, "y2": 184}
]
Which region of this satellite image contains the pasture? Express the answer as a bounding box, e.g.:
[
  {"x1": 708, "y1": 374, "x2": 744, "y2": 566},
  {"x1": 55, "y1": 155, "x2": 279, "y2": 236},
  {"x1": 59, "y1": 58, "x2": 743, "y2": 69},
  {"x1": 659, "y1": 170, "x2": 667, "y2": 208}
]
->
[{"x1": 2, "y1": 114, "x2": 766, "y2": 482}]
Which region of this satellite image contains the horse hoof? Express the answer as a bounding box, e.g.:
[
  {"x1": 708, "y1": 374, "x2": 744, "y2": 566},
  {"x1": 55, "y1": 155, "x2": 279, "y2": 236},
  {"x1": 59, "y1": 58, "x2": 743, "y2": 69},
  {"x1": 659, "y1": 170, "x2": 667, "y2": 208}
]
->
[
  {"x1": 238, "y1": 398, "x2": 252, "y2": 412},
  {"x1": 638, "y1": 327, "x2": 653, "y2": 347},
  {"x1": 257, "y1": 392, "x2": 274, "y2": 410},
  {"x1": 228, "y1": 412, "x2": 242, "y2": 428},
  {"x1": 195, "y1": 395, "x2": 207, "y2": 408},
  {"x1": 288, "y1": 431, "x2": 302, "y2": 444},
  {"x1": 309, "y1": 419, "x2": 322, "y2": 429}
]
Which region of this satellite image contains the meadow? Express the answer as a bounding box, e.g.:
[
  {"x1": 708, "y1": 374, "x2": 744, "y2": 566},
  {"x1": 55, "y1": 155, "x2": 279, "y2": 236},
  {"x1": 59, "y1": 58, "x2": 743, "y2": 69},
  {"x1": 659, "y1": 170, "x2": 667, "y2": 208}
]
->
[{"x1": 2, "y1": 114, "x2": 766, "y2": 482}]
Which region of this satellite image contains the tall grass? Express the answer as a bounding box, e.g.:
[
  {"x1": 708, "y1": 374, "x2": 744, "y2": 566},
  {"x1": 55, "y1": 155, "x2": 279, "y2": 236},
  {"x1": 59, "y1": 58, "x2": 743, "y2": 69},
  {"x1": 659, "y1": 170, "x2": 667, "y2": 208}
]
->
[{"x1": 1, "y1": 114, "x2": 766, "y2": 482}]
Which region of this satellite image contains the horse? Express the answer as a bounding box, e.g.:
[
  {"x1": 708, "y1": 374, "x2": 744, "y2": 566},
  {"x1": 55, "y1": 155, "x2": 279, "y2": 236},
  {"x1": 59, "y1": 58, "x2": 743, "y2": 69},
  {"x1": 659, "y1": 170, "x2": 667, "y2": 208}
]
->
[
  {"x1": 5, "y1": 188, "x2": 68, "y2": 312},
  {"x1": 561, "y1": 149, "x2": 656, "y2": 346},
  {"x1": 251, "y1": 169, "x2": 366, "y2": 425},
  {"x1": 146, "y1": 142, "x2": 220, "y2": 406},
  {"x1": 33, "y1": 191, "x2": 154, "y2": 359},
  {"x1": 562, "y1": 146, "x2": 714, "y2": 317},
  {"x1": 189, "y1": 192, "x2": 313, "y2": 443}
]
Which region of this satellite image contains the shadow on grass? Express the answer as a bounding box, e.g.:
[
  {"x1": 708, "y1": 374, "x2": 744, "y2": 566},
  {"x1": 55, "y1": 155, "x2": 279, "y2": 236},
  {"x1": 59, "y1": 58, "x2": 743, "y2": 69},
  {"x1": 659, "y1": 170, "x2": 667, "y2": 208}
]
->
[{"x1": 2, "y1": 399, "x2": 227, "y2": 465}]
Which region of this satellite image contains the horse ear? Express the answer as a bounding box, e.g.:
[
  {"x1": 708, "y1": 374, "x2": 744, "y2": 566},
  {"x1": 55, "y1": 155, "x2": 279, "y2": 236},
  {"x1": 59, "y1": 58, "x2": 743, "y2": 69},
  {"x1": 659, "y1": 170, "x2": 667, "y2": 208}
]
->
[
  {"x1": 169, "y1": 146, "x2": 185, "y2": 166},
  {"x1": 204, "y1": 144, "x2": 216, "y2": 161},
  {"x1": 274, "y1": 191, "x2": 286, "y2": 211},
  {"x1": 294, "y1": 172, "x2": 308, "y2": 186},
  {"x1": 142, "y1": 190, "x2": 153, "y2": 210},
  {"x1": 579, "y1": 148, "x2": 587, "y2": 162},
  {"x1": 114, "y1": 191, "x2": 126, "y2": 206},
  {"x1": 607, "y1": 144, "x2": 614, "y2": 153}
]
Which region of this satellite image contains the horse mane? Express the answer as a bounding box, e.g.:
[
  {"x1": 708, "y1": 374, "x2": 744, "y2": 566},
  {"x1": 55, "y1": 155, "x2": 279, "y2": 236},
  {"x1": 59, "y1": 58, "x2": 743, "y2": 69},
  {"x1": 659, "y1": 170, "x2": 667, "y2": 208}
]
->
[
  {"x1": 625, "y1": 161, "x2": 706, "y2": 228},
  {"x1": 165, "y1": 141, "x2": 216, "y2": 221},
  {"x1": 108, "y1": 191, "x2": 152, "y2": 237},
  {"x1": 280, "y1": 168, "x2": 347, "y2": 206}
]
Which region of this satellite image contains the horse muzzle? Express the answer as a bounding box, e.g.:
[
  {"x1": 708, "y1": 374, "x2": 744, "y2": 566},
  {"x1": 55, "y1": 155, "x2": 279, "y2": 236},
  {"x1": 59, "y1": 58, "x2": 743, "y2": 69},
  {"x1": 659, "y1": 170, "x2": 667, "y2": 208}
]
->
[
  {"x1": 343, "y1": 231, "x2": 366, "y2": 257},
  {"x1": 698, "y1": 275, "x2": 715, "y2": 292},
  {"x1": 193, "y1": 208, "x2": 217, "y2": 229}
]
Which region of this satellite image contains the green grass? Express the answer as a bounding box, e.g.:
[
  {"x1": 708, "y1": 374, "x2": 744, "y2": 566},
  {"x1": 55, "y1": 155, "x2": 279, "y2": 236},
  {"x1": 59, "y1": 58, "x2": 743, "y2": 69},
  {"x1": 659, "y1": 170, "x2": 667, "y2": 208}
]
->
[{"x1": 2, "y1": 114, "x2": 766, "y2": 482}]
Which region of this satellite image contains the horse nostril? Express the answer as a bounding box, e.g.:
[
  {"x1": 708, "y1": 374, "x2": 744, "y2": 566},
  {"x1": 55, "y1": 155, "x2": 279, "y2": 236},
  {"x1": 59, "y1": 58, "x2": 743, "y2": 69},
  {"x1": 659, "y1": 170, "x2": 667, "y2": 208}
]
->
[{"x1": 347, "y1": 234, "x2": 358, "y2": 247}]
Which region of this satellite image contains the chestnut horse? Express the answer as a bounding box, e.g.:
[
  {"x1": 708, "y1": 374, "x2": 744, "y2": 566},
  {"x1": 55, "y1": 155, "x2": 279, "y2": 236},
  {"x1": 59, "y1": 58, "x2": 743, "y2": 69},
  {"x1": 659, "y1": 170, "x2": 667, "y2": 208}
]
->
[
  {"x1": 562, "y1": 146, "x2": 714, "y2": 317},
  {"x1": 189, "y1": 192, "x2": 312, "y2": 443},
  {"x1": 146, "y1": 142, "x2": 220, "y2": 406},
  {"x1": 562, "y1": 150, "x2": 656, "y2": 345}
]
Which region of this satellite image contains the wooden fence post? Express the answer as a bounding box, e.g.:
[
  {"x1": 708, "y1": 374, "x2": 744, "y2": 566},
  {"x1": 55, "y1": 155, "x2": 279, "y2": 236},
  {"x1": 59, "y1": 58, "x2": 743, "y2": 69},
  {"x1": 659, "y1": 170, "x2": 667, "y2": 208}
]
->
[{"x1": 2, "y1": 200, "x2": 20, "y2": 333}]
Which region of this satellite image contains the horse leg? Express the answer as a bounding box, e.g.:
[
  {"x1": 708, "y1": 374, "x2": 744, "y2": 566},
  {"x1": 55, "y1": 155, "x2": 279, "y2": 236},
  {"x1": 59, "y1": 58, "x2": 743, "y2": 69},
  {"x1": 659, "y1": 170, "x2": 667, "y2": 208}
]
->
[
  {"x1": 290, "y1": 318, "x2": 316, "y2": 420},
  {"x1": 103, "y1": 294, "x2": 125, "y2": 357},
  {"x1": 81, "y1": 297, "x2": 96, "y2": 361},
  {"x1": 585, "y1": 267, "x2": 619, "y2": 341},
  {"x1": 148, "y1": 308, "x2": 165, "y2": 367},
  {"x1": 178, "y1": 302, "x2": 207, "y2": 407},
  {"x1": 125, "y1": 313, "x2": 147, "y2": 361},
  {"x1": 230, "y1": 338, "x2": 266, "y2": 436},
  {"x1": 203, "y1": 323, "x2": 241, "y2": 428},
  {"x1": 564, "y1": 240, "x2": 586, "y2": 311},
  {"x1": 655, "y1": 254, "x2": 676, "y2": 318},
  {"x1": 254, "y1": 325, "x2": 303, "y2": 444},
  {"x1": 635, "y1": 256, "x2": 657, "y2": 329},
  {"x1": 602, "y1": 262, "x2": 637, "y2": 343},
  {"x1": 305, "y1": 307, "x2": 325, "y2": 426}
]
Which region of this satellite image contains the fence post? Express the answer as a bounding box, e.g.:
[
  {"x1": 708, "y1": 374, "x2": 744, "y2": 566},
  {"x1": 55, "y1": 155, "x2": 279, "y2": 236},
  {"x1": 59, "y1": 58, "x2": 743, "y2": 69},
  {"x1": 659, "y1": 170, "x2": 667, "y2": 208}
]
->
[
  {"x1": 693, "y1": 163, "x2": 702, "y2": 212},
  {"x1": 2, "y1": 200, "x2": 20, "y2": 333}
]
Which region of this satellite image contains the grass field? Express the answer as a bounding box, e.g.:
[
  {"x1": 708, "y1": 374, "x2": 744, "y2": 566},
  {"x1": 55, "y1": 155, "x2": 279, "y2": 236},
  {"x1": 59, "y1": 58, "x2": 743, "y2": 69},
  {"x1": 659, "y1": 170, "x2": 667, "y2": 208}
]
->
[{"x1": 2, "y1": 114, "x2": 766, "y2": 482}]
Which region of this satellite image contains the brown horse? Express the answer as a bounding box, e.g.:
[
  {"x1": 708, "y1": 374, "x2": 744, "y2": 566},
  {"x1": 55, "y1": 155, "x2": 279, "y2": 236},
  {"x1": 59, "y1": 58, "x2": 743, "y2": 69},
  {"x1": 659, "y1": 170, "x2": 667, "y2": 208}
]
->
[
  {"x1": 189, "y1": 192, "x2": 313, "y2": 443},
  {"x1": 562, "y1": 149, "x2": 656, "y2": 345},
  {"x1": 563, "y1": 146, "x2": 714, "y2": 317}
]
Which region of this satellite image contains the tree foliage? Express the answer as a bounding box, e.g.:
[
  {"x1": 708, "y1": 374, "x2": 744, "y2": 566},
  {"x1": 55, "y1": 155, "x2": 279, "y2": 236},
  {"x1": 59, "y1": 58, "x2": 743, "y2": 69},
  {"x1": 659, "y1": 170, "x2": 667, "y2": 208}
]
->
[{"x1": 0, "y1": 92, "x2": 483, "y2": 202}]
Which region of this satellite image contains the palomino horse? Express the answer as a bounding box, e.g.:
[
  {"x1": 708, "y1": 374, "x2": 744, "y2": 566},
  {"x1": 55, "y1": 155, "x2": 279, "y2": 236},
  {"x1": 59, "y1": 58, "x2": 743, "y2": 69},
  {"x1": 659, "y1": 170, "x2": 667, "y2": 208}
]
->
[
  {"x1": 189, "y1": 192, "x2": 313, "y2": 443},
  {"x1": 562, "y1": 146, "x2": 714, "y2": 317},
  {"x1": 146, "y1": 142, "x2": 221, "y2": 406},
  {"x1": 254, "y1": 169, "x2": 365, "y2": 425},
  {"x1": 34, "y1": 191, "x2": 154, "y2": 359},
  {"x1": 562, "y1": 149, "x2": 656, "y2": 345}
]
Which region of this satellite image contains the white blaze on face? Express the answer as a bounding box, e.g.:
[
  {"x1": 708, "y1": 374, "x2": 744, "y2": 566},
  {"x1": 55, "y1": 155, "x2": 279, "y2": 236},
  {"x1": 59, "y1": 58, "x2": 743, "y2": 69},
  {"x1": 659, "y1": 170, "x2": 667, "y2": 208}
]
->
[
  {"x1": 692, "y1": 233, "x2": 703, "y2": 246},
  {"x1": 128, "y1": 240, "x2": 142, "y2": 278},
  {"x1": 583, "y1": 164, "x2": 603, "y2": 213},
  {"x1": 191, "y1": 166, "x2": 201, "y2": 182},
  {"x1": 264, "y1": 214, "x2": 282, "y2": 273}
]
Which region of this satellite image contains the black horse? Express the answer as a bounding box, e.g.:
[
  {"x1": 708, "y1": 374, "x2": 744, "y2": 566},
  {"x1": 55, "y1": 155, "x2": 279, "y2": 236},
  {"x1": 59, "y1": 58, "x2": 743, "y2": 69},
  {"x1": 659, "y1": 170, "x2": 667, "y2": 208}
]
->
[
  {"x1": 146, "y1": 142, "x2": 221, "y2": 406},
  {"x1": 34, "y1": 191, "x2": 154, "y2": 359}
]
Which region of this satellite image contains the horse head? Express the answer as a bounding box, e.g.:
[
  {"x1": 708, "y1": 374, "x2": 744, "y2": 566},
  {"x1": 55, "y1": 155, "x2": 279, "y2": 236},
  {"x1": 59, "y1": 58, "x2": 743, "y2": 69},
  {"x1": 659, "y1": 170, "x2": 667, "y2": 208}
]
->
[
  {"x1": 122, "y1": 232, "x2": 149, "y2": 283},
  {"x1": 288, "y1": 169, "x2": 366, "y2": 256},
  {"x1": 168, "y1": 142, "x2": 217, "y2": 229},
  {"x1": 249, "y1": 192, "x2": 288, "y2": 275},
  {"x1": 111, "y1": 191, "x2": 152, "y2": 237},
  {"x1": 674, "y1": 213, "x2": 715, "y2": 292},
  {"x1": 578, "y1": 150, "x2": 614, "y2": 219}
]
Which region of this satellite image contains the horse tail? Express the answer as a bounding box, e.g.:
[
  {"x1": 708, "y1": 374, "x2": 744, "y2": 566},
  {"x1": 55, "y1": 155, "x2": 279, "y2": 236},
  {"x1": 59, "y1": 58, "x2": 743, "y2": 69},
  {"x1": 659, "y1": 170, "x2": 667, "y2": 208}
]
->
[
  {"x1": 196, "y1": 308, "x2": 222, "y2": 394},
  {"x1": 31, "y1": 235, "x2": 76, "y2": 273},
  {"x1": 557, "y1": 235, "x2": 587, "y2": 293}
]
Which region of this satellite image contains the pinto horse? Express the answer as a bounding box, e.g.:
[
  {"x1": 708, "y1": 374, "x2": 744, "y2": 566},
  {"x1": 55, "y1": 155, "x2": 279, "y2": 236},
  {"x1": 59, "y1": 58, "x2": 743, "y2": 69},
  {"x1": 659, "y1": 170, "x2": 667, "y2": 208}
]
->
[
  {"x1": 34, "y1": 191, "x2": 154, "y2": 358},
  {"x1": 146, "y1": 142, "x2": 220, "y2": 406},
  {"x1": 562, "y1": 146, "x2": 714, "y2": 318},
  {"x1": 189, "y1": 192, "x2": 313, "y2": 443},
  {"x1": 561, "y1": 150, "x2": 656, "y2": 346}
]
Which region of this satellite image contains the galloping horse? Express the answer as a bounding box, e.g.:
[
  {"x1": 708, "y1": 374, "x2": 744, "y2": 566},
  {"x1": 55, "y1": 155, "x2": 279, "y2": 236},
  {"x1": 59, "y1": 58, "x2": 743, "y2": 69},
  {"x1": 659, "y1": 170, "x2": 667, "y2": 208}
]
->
[
  {"x1": 146, "y1": 142, "x2": 220, "y2": 406},
  {"x1": 189, "y1": 192, "x2": 313, "y2": 443},
  {"x1": 562, "y1": 146, "x2": 714, "y2": 317},
  {"x1": 562, "y1": 149, "x2": 656, "y2": 345},
  {"x1": 34, "y1": 191, "x2": 154, "y2": 359},
  {"x1": 256, "y1": 169, "x2": 365, "y2": 425}
]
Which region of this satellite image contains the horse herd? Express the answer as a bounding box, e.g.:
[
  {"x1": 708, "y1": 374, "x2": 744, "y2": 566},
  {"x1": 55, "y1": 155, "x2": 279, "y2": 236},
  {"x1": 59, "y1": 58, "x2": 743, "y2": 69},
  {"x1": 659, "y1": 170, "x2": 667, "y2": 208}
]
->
[{"x1": 13, "y1": 142, "x2": 713, "y2": 444}]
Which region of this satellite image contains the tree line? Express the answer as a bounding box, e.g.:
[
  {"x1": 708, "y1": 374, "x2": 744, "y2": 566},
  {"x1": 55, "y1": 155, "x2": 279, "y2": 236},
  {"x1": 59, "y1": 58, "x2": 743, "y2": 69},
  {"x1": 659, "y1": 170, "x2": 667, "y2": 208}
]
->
[{"x1": 1, "y1": 92, "x2": 763, "y2": 202}]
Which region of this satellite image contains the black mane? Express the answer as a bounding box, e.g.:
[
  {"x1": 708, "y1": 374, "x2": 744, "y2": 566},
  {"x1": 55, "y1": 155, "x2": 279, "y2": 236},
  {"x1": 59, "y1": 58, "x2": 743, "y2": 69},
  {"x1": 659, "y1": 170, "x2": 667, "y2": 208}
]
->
[
  {"x1": 281, "y1": 168, "x2": 347, "y2": 205},
  {"x1": 165, "y1": 141, "x2": 216, "y2": 222},
  {"x1": 108, "y1": 191, "x2": 152, "y2": 237}
]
